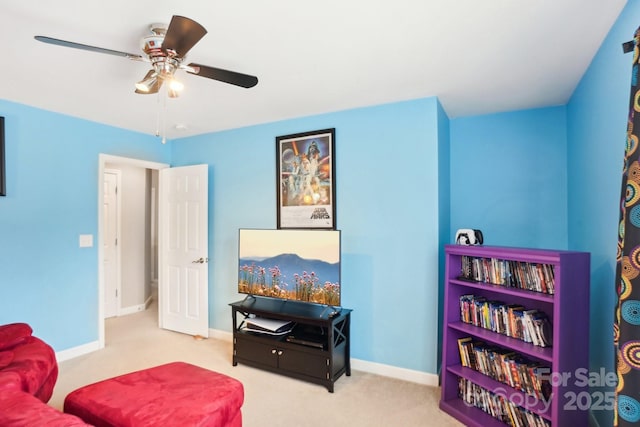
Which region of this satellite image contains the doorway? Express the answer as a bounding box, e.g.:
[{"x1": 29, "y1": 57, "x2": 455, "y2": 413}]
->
[{"x1": 98, "y1": 154, "x2": 169, "y2": 348}]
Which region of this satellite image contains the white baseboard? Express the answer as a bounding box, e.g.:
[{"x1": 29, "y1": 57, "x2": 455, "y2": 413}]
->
[
  {"x1": 118, "y1": 296, "x2": 153, "y2": 316},
  {"x1": 55, "y1": 340, "x2": 102, "y2": 363},
  {"x1": 350, "y1": 358, "x2": 439, "y2": 386},
  {"x1": 209, "y1": 328, "x2": 439, "y2": 387}
]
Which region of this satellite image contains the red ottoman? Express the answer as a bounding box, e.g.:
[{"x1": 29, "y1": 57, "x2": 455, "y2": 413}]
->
[{"x1": 63, "y1": 362, "x2": 244, "y2": 427}]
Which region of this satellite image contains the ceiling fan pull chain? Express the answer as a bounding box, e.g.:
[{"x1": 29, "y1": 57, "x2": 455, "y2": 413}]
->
[
  {"x1": 161, "y1": 86, "x2": 167, "y2": 144},
  {"x1": 154, "y1": 88, "x2": 167, "y2": 144},
  {"x1": 155, "y1": 91, "x2": 161, "y2": 138}
]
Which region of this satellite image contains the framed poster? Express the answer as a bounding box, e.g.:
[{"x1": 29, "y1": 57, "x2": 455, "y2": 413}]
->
[{"x1": 276, "y1": 128, "x2": 336, "y2": 229}]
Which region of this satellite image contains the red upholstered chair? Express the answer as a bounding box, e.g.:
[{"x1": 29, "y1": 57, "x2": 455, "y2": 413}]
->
[
  {"x1": 0, "y1": 390, "x2": 90, "y2": 427},
  {"x1": 0, "y1": 323, "x2": 93, "y2": 426},
  {"x1": 0, "y1": 323, "x2": 58, "y2": 402}
]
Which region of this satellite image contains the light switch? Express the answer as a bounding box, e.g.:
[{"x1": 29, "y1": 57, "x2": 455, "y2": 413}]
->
[{"x1": 79, "y1": 234, "x2": 94, "y2": 248}]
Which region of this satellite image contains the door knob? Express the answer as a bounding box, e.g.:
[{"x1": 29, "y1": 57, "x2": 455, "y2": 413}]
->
[{"x1": 192, "y1": 257, "x2": 209, "y2": 264}]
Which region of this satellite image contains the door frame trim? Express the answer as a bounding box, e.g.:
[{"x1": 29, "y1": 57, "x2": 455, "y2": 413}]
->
[{"x1": 97, "y1": 154, "x2": 169, "y2": 348}]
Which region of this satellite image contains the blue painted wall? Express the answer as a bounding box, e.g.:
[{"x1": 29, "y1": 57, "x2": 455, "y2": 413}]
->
[
  {"x1": 171, "y1": 98, "x2": 444, "y2": 372},
  {"x1": 0, "y1": 100, "x2": 169, "y2": 350},
  {"x1": 449, "y1": 106, "x2": 569, "y2": 249},
  {"x1": 436, "y1": 101, "x2": 451, "y2": 371}
]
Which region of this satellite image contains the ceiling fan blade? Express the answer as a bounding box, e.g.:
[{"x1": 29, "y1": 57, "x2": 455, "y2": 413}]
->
[
  {"x1": 186, "y1": 63, "x2": 258, "y2": 88},
  {"x1": 34, "y1": 36, "x2": 144, "y2": 61},
  {"x1": 161, "y1": 16, "x2": 207, "y2": 57}
]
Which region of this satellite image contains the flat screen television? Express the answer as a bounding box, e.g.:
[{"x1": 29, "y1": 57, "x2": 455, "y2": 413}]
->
[{"x1": 238, "y1": 228, "x2": 341, "y2": 306}]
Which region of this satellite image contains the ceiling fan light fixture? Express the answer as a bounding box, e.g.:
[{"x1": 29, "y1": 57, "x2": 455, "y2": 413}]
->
[
  {"x1": 168, "y1": 78, "x2": 184, "y2": 92},
  {"x1": 135, "y1": 71, "x2": 158, "y2": 93}
]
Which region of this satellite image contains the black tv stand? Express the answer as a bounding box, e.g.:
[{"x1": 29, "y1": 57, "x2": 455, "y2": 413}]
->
[{"x1": 230, "y1": 297, "x2": 352, "y2": 392}]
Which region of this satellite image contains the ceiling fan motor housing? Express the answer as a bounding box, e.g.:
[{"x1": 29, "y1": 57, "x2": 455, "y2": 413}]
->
[
  {"x1": 141, "y1": 33, "x2": 164, "y2": 56},
  {"x1": 141, "y1": 31, "x2": 181, "y2": 78}
]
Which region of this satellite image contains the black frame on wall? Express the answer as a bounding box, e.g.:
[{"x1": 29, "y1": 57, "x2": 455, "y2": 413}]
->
[
  {"x1": 275, "y1": 128, "x2": 336, "y2": 229},
  {"x1": 0, "y1": 116, "x2": 5, "y2": 197}
]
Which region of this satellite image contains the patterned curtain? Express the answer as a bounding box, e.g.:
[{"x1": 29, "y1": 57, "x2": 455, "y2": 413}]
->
[{"x1": 615, "y1": 27, "x2": 640, "y2": 427}]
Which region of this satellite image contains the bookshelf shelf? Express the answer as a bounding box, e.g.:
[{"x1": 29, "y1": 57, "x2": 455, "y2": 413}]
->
[
  {"x1": 448, "y1": 322, "x2": 554, "y2": 362},
  {"x1": 440, "y1": 245, "x2": 590, "y2": 427},
  {"x1": 447, "y1": 364, "x2": 552, "y2": 418},
  {"x1": 450, "y1": 278, "x2": 555, "y2": 303}
]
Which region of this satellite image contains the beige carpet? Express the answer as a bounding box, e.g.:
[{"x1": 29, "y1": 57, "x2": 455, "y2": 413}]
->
[{"x1": 49, "y1": 302, "x2": 463, "y2": 427}]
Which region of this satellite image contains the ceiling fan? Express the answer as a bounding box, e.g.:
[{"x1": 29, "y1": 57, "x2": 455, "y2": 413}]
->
[{"x1": 35, "y1": 15, "x2": 258, "y2": 97}]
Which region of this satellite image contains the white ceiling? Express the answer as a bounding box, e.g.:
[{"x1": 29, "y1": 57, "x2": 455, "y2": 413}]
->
[{"x1": 0, "y1": 1, "x2": 627, "y2": 140}]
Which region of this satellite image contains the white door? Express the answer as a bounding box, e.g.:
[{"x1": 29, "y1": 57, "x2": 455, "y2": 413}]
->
[
  {"x1": 158, "y1": 164, "x2": 209, "y2": 337},
  {"x1": 103, "y1": 169, "x2": 121, "y2": 318}
]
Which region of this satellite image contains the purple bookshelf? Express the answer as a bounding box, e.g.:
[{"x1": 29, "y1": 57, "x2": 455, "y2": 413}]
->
[{"x1": 440, "y1": 245, "x2": 590, "y2": 427}]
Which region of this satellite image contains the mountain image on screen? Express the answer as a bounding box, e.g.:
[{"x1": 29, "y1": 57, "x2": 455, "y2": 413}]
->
[{"x1": 238, "y1": 253, "x2": 340, "y2": 305}]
